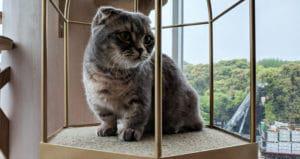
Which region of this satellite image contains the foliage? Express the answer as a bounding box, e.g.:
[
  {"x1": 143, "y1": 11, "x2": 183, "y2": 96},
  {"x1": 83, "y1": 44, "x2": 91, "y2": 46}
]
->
[{"x1": 183, "y1": 59, "x2": 300, "y2": 125}]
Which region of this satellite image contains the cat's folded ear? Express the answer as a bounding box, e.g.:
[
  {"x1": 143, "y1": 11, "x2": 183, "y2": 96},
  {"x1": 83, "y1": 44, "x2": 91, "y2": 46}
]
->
[{"x1": 92, "y1": 6, "x2": 122, "y2": 28}]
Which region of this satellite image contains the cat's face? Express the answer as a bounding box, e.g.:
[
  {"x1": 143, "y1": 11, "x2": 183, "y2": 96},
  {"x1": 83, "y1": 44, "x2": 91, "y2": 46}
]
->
[{"x1": 91, "y1": 7, "x2": 155, "y2": 69}]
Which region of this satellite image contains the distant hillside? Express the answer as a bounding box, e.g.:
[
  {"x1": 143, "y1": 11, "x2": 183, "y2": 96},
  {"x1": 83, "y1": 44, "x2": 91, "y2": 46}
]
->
[{"x1": 184, "y1": 59, "x2": 300, "y2": 125}]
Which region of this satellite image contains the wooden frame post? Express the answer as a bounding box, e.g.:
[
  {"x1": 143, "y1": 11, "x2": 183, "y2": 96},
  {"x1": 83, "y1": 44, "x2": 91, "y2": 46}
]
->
[{"x1": 154, "y1": 0, "x2": 162, "y2": 158}]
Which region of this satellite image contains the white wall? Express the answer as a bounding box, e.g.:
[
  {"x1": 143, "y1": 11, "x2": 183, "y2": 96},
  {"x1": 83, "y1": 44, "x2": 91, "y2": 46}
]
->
[{"x1": 1, "y1": 0, "x2": 41, "y2": 158}]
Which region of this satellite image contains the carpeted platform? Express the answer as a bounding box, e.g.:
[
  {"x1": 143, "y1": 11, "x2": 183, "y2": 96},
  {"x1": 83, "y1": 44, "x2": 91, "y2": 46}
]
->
[{"x1": 48, "y1": 126, "x2": 248, "y2": 157}]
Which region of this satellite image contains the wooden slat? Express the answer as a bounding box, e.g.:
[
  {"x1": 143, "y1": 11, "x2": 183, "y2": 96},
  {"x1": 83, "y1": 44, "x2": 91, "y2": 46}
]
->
[
  {"x1": 0, "y1": 36, "x2": 14, "y2": 51},
  {"x1": 0, "y1": 108, "x2": 9, "y2": 159},
  {"x1": 0, "y1": 67, "x2": 11, "y2": 89},
  {"x1": 0, "y1": 11, "x2": 2, "y2": 24}
]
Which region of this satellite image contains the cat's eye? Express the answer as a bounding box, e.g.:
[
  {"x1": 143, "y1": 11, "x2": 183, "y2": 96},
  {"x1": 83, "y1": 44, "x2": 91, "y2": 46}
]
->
[
  {"x1": 144, "y1": 35, "x2": 154, "y2": 45},
  {"x1": 117, "y1": 31, "x2": 131, "y2": 42}
]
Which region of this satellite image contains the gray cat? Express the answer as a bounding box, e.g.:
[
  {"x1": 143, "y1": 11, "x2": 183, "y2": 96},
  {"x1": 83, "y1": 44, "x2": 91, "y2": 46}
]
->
[{"x1": 83, "y1": 6, "x2": 203, "y2": 141}]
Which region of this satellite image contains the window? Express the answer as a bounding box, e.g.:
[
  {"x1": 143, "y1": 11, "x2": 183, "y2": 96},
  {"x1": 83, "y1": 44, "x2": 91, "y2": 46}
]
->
[
  {"x1": 150, "y1": 1, "x2": 300, "y2": 158},
  {"x1": 211, "y1": 0, "x2": 240, "y2": 17},
  {"x1": 183, "y1": 25, "x2": 209, "y2": 123},
  {"x1": 213, "y1": 0, "x2": 250, "y2": 138},
  {"x1": 148, "y1": 0, "x2": 210, "y2": 123},
  {"x1": 256, "y1": 0, "x2": 300, "y2": 158}
]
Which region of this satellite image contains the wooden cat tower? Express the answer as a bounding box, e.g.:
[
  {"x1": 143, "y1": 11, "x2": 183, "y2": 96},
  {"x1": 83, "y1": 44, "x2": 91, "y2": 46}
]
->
[{"x1": 40, "y1": 0, "x2": 258, "y2": 159}]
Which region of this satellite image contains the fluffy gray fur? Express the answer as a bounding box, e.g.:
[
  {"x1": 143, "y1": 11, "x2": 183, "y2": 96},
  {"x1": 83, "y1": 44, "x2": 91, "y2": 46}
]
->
[{"x1": 83, "y1": 6, "x2": 203, "y2": 141}]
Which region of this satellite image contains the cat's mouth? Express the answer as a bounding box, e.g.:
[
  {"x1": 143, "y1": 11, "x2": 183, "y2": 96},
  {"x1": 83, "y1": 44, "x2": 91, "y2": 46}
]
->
[{"x1": 125, "y1": 53, "x2": 148, "y2": 62}]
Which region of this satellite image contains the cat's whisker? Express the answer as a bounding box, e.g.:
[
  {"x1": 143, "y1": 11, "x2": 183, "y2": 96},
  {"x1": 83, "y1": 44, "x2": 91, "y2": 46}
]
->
[{"x1": 108, "y1": 54, "x2": 120, "y2": 69}]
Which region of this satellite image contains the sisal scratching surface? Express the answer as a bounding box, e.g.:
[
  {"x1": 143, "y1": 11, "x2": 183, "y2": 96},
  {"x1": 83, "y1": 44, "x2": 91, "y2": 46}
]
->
[{"x1": 48, "y1": 126, "x2": 248, "y2": 157}]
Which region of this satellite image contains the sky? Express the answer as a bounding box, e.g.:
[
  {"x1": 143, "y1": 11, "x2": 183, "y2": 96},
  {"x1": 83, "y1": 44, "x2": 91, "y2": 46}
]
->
[{"x1": 148, "y1": 0, "x2": 300, "y2": 64}]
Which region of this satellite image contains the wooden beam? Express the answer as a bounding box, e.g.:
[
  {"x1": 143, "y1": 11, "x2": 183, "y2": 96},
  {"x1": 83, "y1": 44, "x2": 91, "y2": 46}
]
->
[
  {"x1": 0, "y1": 36, "x2": 14, "y2": 51},
  {"x1": 0, "y1": 108, "x2": 9, "y2": 159},
  {"x1": 0, "y1": 67, "x2": 11, "y2": 89}
]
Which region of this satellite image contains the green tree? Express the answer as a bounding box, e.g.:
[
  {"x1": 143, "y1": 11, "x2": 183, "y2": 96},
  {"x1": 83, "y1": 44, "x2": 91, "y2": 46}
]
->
[{"x1": 184, "y1": 59, "x2": 300, "y2": 127}]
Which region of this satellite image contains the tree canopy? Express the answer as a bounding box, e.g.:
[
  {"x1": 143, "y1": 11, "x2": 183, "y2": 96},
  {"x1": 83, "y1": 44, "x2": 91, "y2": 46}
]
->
[{"x1": 184, "y1": 59, "x2": 300, "y2": 127}]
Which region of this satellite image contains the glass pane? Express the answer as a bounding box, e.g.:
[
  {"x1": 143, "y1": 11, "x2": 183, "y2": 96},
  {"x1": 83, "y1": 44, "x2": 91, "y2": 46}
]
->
[
  {"x1": 148, "y1": 0, "x2": 208, "y2": 27},
  {"x1": 211, "y1": 0, "x2": 240, "y2": 18},
  {"x1": 162, "y1": 28, "x2": 173, "y2": 57},
  {"x1": 148, "y1": 0, "x2": 172, "y2": 27},
  {"x1": 213, "y1": 0, "x2": 250, "y2": 138},
  {"x1": 183, "y1": 25, "x2": 209, "y2": 124},
  {"x1": 256, "y1": 0, "x2": 300, "y2": 158},
  {"x1": 183, "y1": 0, "x2": 208, "y2": 23}
]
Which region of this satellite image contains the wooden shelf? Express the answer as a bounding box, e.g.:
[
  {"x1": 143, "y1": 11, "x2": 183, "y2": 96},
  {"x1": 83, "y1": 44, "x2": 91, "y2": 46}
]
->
[
  {"x1": 41, "y1": 126, "x2": 258, "y2": 159},
  {"x1": 0, "y1": 36, "x2": 14, "y2": 51}
]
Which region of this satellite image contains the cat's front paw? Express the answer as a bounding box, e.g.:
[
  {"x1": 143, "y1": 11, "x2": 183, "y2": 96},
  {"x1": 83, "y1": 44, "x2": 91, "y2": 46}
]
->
[
  {"x1": 118, "y1": 128, "x2": 143, "y2": 141},
  {"x1": 97, "y1": 125, "x2": 117, "y2": 137}
]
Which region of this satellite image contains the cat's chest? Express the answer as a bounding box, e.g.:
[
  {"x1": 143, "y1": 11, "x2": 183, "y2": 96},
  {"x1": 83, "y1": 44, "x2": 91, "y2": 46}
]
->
[{"x1": 90, "y1": 73, "x2": 134, "y2": 101}]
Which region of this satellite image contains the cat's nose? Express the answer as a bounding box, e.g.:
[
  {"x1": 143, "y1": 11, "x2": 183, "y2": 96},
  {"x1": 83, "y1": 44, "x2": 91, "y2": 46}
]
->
[{"x1": 136, "y1": 48, "x2": 144, "y2": 55}]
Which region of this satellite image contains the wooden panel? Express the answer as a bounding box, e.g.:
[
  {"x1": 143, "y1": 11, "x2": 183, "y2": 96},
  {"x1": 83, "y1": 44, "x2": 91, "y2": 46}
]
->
[
  {"x1": 68, "y1": 23, "x2": 97, "y2": 125},
  {"x1": 46, "y1": 0, "x2": 65, "y2": 135},
  {"x1": 67, "y1": 0, "x2": 98, "y2": 125},
  {"x1": 69, "y1": 0, "x2": 98, "y2": 23},
  {"x1": 1, "y1": 0, "x2": 42, "y2": 158}
]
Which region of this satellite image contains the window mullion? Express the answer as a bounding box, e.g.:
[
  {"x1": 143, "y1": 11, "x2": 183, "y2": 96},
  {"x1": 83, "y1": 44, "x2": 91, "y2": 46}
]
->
[{"x1": 172, "y1": 0, "x2": 184, "y2": 69}]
